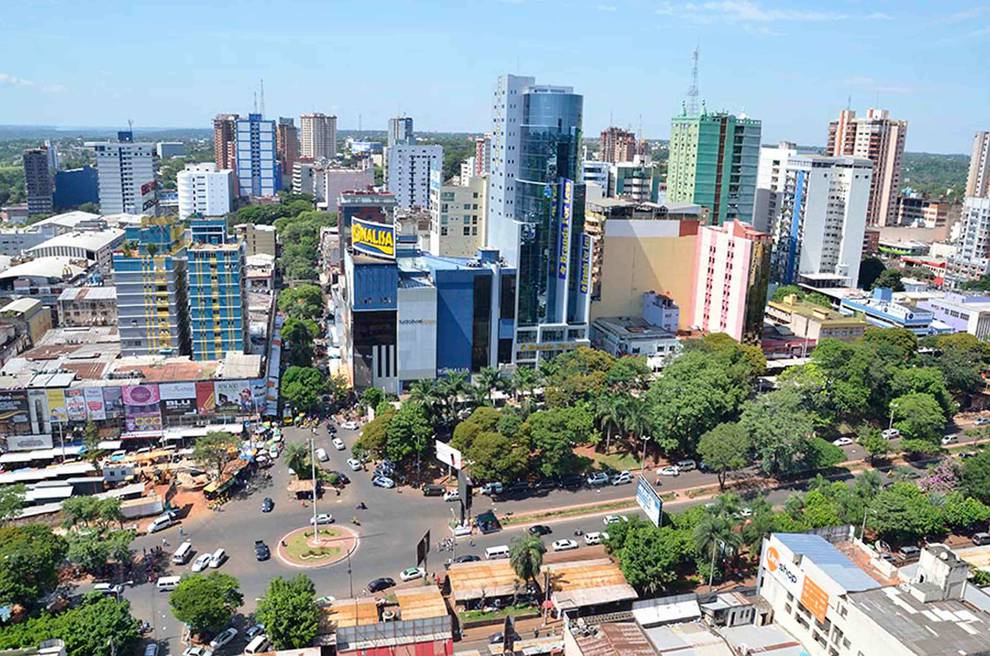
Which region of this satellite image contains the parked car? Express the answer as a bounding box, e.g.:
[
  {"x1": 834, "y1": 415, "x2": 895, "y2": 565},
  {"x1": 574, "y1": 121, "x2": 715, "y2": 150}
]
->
[
  {"x1": 332, "y1": 438, "x2": 346, "y2": 450},
  {"x1": 552, "y1": 539, "x2": 579, "y2": 552},
  {"x1": 882, "y1": 428, "x2": 900, "y2": 440},
  {"x1": 453, "y1": 554, "x2": 480, "y2": 563},
  {"x1": 210, "y1": 627, "x2": 238, "y2": 650},
  {"x1": 312, "y1": 513, "x2": 334, "y2": 525},
  {"x1": 584, "y1": 531, "x2": 609, "y2": 545},
  {"x1": 899, "y1": 545, "x2": 921, "y2": 559},
  {"x1": 341, "y1": 420, "x2": 359, "y2": 430},
  {"x1": 328, "y1": 471, "x2": 349, "y2": 485},
  {"x1": 254, "y1": 540, "x2": 270, "y2": 561},
  {"x1": 529, "y1": 524, "x2": 552, "y2": 536},
  {"x1": 261, "y1": 497, "x2": 274, "y2": 513},
  {"x1": 973, "y1": 532, "x2": 990, "y2": 546},
  {"x1": 346, "y1": 458, "x2": 363, "y2": 471},
  {"x1": 367, "y1": 577, "x2": 395, "y2": 593},
  {"x1": 146, "y1": 513, "x2": 175, "y2": 534},
  {"x1": 316, "y1": 595, "x2": 336, "y2": 607},
  {"x1": 423, "y1": 484, "x2": 445, "y2": 497},
  {"x1": 676, "y1": 459, "x2": 697, "y2": 471},
  {"x1": 603, "y1": 514, "x2": 628, "y2": 525},
  {"x1": 245, "y1": 623, "x2": 265, "y2": 639},
  {"x1": 400, "y1": 566, "x2": 425, "y2": 582},
  {"x1": 442, "y1": 490, "x2": 460, "y2": 502},
  {"x1": 611, "y1": 471, "x2": 632, "y2": 485},
  {"x1": 372, "y1": 475, "x2": 395, "y2": 489},
  {"x1": 556, "y1": 474, "x2": 584, "y2": 489},
  {"x1": 941, "y1": 435, "x2": 958, "y2": 445},
  {"x1": 657, "y1": 466, "x2": 680, "y2": 477},
  {"x1": 208, "y1": 547, "x2": 227, "y2": 568},
  {"x1": 143, "y1": 644, "x2": 160, "y2": 656},
  {"x1": 832, "y1": 437, "x2": 854, "y2": 447},
  {"x1": 191, "y1": 553, "x2": 212, "y2": 572},
  {"x1": 182, "y1": 647, "x2": 206, "y2": 656},
  {"x1": 976, "y1": 417, "x2": 990, "y2": 426},
  {"x1": 315, "y1": 447, "x2": 329, "y2": 462},
  {"x1": 586, "y1": 472, "x2": 610, "y2": 486}
]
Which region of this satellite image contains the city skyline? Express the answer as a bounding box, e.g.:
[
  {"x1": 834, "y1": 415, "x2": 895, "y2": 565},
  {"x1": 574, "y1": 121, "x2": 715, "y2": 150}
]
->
[{"x1": 0, "y1": 0, "x2": 986, "y2": 153}]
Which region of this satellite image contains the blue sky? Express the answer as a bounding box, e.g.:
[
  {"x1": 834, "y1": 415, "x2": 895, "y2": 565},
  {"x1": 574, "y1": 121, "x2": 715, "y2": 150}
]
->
[{"x1": 1, "y1": 0, "x2": 987, "y2": 152}]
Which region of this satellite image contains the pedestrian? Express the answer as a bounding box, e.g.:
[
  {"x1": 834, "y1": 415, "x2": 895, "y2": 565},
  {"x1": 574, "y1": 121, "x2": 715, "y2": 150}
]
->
[{"x1": 281, "y1": 540, "x2": 287, "y2": 547}]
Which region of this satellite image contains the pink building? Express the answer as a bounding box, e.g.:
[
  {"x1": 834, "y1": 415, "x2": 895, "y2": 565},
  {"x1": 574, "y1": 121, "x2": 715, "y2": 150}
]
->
[{"x1": 691, "y1": 220, "x2": 771, "y2": 342}]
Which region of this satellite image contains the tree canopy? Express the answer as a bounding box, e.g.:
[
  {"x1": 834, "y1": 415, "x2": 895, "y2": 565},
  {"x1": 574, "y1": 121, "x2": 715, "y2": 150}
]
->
[
  {"x1": 0, "y1": 524, "x2": 67, "y2": 608},
  {"x1": 255, "y1": 575, "x2": 321, "y2": 649},
  {"x1": 169, "y1": 572, "x2": 243, "y2": 635}
]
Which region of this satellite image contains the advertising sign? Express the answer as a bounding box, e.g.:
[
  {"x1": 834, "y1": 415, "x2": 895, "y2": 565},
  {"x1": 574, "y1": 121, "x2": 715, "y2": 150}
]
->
[
  {"x1": 579, "y1": 233, "x2": 592, "y2": 295},
  {"x1": 64, "y1": 389, "x2": 88, "y2": 421},
  {"x1": 765, "y1": 537, "x2": 805, "y2": 598},
  {"x1": 351, "y1": 217, "x2": 396, "y2": 259},
  {"x1": 5, "y1": 434, "x2": 53, "y2": 451},
  {"x1": 800, "y1": 575, "x2": 830, "y2": 623},
  {"x1": 416, "y1": 530, "x2": 431, "y2": 568},
  {"x1": 0, "y1": 390, "x2": 29, "y2": 425},
  {"x1": 46, "y1": 389, "x2": 67, "y2": 423},
  {"x1": 635, "y1": 478, "x2": 663, "y2": 527},
  {"x1": 122, "y1": 384, "x2": 162, "y2": 433},
  {"x1": 557, "y1": 179, "x2": 573, "y2": 280},
  {"x1": 102, "y1": 386, "x2": 124, "y2": 419},
  {"x1": 84, "y1": 387, "x2": 106, "y2": 421},
  {"x1": 435, "y1": 440, "x2": 463, "y2": 470},
  {"x1": 195, "y1": 381, "x2": 216, "y2": 414},
  {"x1": 159, "y1": 382, "x2": 197, "y2": 418},
  {"x1": 214, "y1": 380, "x2": 256, "y2": 415}
]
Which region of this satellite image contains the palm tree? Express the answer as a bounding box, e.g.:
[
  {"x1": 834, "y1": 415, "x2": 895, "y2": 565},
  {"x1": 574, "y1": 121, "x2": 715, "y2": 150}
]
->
[
  {"x1": 475, "y1": 367, "x2": 503, "y2": 406},
  {"x1": 594, "y1": 393, "x2": 624, "y2": 453},
  {"x1": 509, "y1": 534, "x2": 546, "y2": 587},
  {"x1": 510, "y1": 366, "x2": 540, "y2": 403},
  {"x1": 283, "y1": 442, "x2": 311, "y2": 479},
  {"x1": 437, "y1": 371, "x2": 470, "y2": 426},
  {"x1": 618, "y1": 397, "x2": 652, "y2": 463},
  {"x1": 409, "y1": 379, "x2": 442, "y2": 429},
  {"x1": 707, "y1": 492, "x2": 743, "y2": 522},
  {"x1": 693, "y1": 513, "x2": 743, "y2": 587}
]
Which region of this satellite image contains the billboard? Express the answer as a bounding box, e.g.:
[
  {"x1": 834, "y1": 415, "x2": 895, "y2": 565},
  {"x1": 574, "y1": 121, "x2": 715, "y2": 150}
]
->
[
  {"x1": 64, "y1": 389, "x2": 88, "y2": 422},
  {"x1": 579, "y1": 233, "x2": 592, "y2": 295},
  {"x1": 122, "y1": 384, "x2": 162, "y2": 432},
  {"x1": 557, "y1": 179, "x2": 573, "y2": 280},
  {"x1": 214, "y1": 380, "x2": 257, "y2": 415},
  {"x1": 6, "y1": 434, "x2": 53, "y2": 451},
  {"x1": 435, "y1": 440, "x2": 463, "y2": 470},
  {"x1": 195, "y1": 381, "x2": 216, "y2": 414},
  {"x1": 84, "y1": 388, "x2": 107, "y2": 421},
  {"x1": 800, "y1": 575, "x2": 830, "y2": 622},
  {"x1": 46, "y1": 389, "x2": 67, "y2": 423},
  {"x1": 635, "y1": 478, "x2": 663, "y2": 527},
  {"x1": 159, "y1": 382, "x2": 197, "y2": 418},
  {"x1": 102, "y1": 386, "x2": 124, "y2": 419},
  {"x1": 351, "y1": 217, "x2": 396, "y2": 259},
  {"x1": 0, "y1": 391, "x2": 29, "y2": 425}
]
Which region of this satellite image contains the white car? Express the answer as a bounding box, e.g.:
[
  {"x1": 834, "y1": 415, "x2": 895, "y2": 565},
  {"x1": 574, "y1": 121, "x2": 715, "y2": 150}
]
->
[
  {"x1": 372, "y1": 475, "x2": 395, "y2": 488},
  {"x1": 584, "y1": 531, "x2": 609, "y2": 545},
  {"x1": 832, "y1": 437, "x2": 854, "y2": 447},
  {"x1": 341, "y1": 420, "x2": 359, "y2": 430},
  {"x1": 400, "y1": 566, "x2": 425, "y2": 582},
  {"x1": 312, "y1": 513, "x2": 334, "y2": 525},
  {"x1": 657, "y1": 466, "x2": 680, "y2": 477},
  {"x1": 191, "y1": 553, "x2": 212, "y2": 572},
  {"x1": 443, "y1": 490, "x2": 460, "y2": 502},
  {"x1": 346, "y1": 458, "x2": 363, "y2": 471},
  {"x1": 603, "y1": 514, "x2": 628, "y2": 526},
  {"x1": 210, "y1": 627, "x2": 238, "y2": 650},
  {"x1": 610, "y1": 471, "x2": 632, "y2": 485},
  {"x1": 882, "y1": 428, "x2": 900, "y2": 440},
  {"x1": 941, "y1": 435, "x2": 958, "y2": 445},
  {"x1": 268, "y1": 446, "x2": 280, "y2": 459},
  {"x1": 976, "y1": 417, "x2": 990, "y2": 426},
  {"x1": 552, "y1": 539, "x2": 579, "y2": 552},
  {"x1": 181, "y1": 648, "x2": 205, "y2": 656},
  {"x1": 332, "y1": 438, "x2": 346, "y2": 450},
  {"x1": 245, "y1": 623, "x2": 265, "y2": 638},
  {"x1": 315, "y1": 447, "x2": 329, "y2": 462},
  {"x1": 316, "y1": 595, "x2": 336, "y2": 607}
]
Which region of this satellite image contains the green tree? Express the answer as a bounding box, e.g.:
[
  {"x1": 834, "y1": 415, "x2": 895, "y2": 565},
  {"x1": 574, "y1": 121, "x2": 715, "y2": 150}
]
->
[
  {"x1": 0, "y1": 595, "x2": 141, "y2": 656},
  {"x1": 892, "y1": 392, "x2": 945, "y2": 442},
  {"x1": 464, "y1": 431, "x2": 529, "y2": 483},
  {"x1": 508, "y1": 366, "x2": 541, "y2": 404},
  {"x1": 867, "y1": 482, "x2": 943, "y2": 543},
  {"x1": 0, "y1": 524, "x2": 67, "y2": 608},
  {"x1": 474, "y1": 367, "x2": 504, "y2": 406},
  {"x1": 924, "y1": 332, "x2": 990, "y2": 400},
  {"x1": 354, "y1": 408, "x2": 395, "y2": 458},
  {"x1": 283, "y1": 442, "x2": 312, "y2": 480},
  {"x1": 692, "y1": 513, "x2": 742, "y2": 585},
  {"x1": 67, "y1": 529, "x2": 135, "y2": 575},
  {"x1": 606, "y1": 356, "x2": 652, "y2": 392},
  {"x1": 871, "y1": 269, "x2": 905, "y2": 291},
  {"x1": 385, "y1": 401, "x2": 432, "y2": 467},
  {"x1": 857, "y1": 425, "x2": 890, "y2": 464},
  {"x1": 0, "y1": 484, "x2": 25, "y2": 522},
  {"x1": 169, "y1": 572, "x2": 243, "y2": 635},
  {"x1": 255, "y1": 575, "x2": 321, "y2": 649},
  {"x1": 696, "y1": 423, "x2": 751, "y2": 489},
  {"x1": 891, "y1": 367, "x2": 956, "y2": 418},
  {"x1": 961, "y1": 449, "x2": 990, "y2": 504},
  {"x1": 282, "y1": 317, "x2": 318, "y2": 367},
  {"x1": 540, "y1": 346, "x2": 615, "y2": 407},
  {"x1": 360, "y1": 387, "x2": 386, "y2": 413},
  {"x1": 282, "y1": 366, "x2": 328, "y2": 413},
  {"x1": 509, "y1": 535, "x2": 546, "y2": 585},
  {"x1": 594, "y1": 393, "x2": 625, "y2": 453},
  {"x1": 858, "y1": 256, "x2": 885, "y2": 289},
  {"x1": 450, "y1": 406, "x2": 501, "y2": 454},
  {"x1": 862, "y1": 327, "x2": 918, "y2": 363},
  {"x1": 941, "y1": 491, "x2": 990, "y2": 532},
  {"x1": 617, "y1": 524, "x2": 689, "y2": 594},
  {"x1": 740, "y1": 388, "x2": 817, "y2": 475},
  {"x1": 82, "y1": 420, "x2": 101, "y2": 460},
  {"x1": 192, "y1": 431, "x2": 239, "y2": 480},
  {"x1": 522, "y1": 405, "x2": 595, "y2": 478}
]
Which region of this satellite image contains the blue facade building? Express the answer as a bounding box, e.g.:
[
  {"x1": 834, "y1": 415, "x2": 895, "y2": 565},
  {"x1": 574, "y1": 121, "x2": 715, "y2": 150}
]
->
[
  {"x1": 53, "y1": 166, "x2": 99, "y2": 209},
  {"x1": 187, "y1": 241, "x2": 248, "y2": 361},
  {"x1": 839, "y1": 288, "x2": 950, "y2": 336},
  {"x1": 235, "y1": 113, "x2": 279, "y2": 198}
]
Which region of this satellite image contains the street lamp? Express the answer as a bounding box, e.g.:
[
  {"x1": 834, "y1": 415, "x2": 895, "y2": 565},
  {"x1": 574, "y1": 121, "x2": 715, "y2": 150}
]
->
[
  {"x1": 888, "y1": 400, "x2": 900, "y2": 431},
  {"x1": 640, "y1": 435, "x2": 652, "y2": 472}
]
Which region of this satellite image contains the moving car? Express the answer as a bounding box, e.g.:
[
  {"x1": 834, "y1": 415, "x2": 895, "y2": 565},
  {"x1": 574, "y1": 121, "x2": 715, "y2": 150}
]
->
[
  {"x1": 481, "y1": 482, "x2": 504, "y2": 495},
  {"x1": 144, "y1": 644, "x2": 160, "y2": 656},
  {"x1": 146, "y1": 513, "x2": 174, "y2": 534},
  {"x1": 586, "y1": 472, "x2": 610, "y2": 486},
  {"x1": 372, "y1": 475, "x2": 395, "y2": 488},
  {"x1": 442, "y1": 490, "x2": 460, "y2": 502},
  {"x1": 611, "y1": 471, "x2": 632, "y2": 485},
  {"x1": 552, "y1": 539, "x2": 579, "y2": 552},
  {"x1": 676, "y1": 459, "x2": 697, "y2": 471},
  {"x1": 329, "y1": 471, "x2": 350, "y2": 485},
  {"x1": 254, "y1": 540, "x2": 270, "y2": 561},
  {"x1": 93, "y1": 582, "x2": 124, "y2": 597},
  {"x1": 210, "y1": 627, "x2": 238, "y2": 650},
  {"x1": 976, "y1": 417, "x2": 990, "y2": 426},
  {"x1": 332, "y1": 437, "x2": 346, "y2": 450},
  {"x1": 584, "y1": 531, "x2": 609, "y2": 545},
  {"x1": 367, "y1": 577, "x2": 396, "y2": 593},
  {"x1": 657, "y1": 466, "x2": 680, "y2": 477},
  {"x1": 528, "y1": 525, "x2": 552, "y2": 536},
  {"x1": 326, "y1": 423, "x2": 337, "y2": 434},
  {"x1": 312, "y1": 513, "x2": 334, "y2": 525},
  {"x1": 400, "y1": 566, "x2": 425, "y2": 582},
  {"x1": 603, "y1": 514, "x2": 628, "y2": 525},
  {"x1": 315, "y1": 447, "x2": 329, "y2": 462},
  {"x1": 423, "y1": 484, "x2": 445, "y2": 497},
  {"x1": 191, "y1": 553, "x2": 212, "y2": 572},
  {"x1": 832, "y1": 437, "x2": 854, "y2": 447},
  {"x1": 882, "y1": 428, "x2": 900, "y2": 440},
  {"x1": 261, "y1": 497, "x2": 274, "y2": 513},
  {"x1": 346, "y1": 458, "x2": 364, "y2": 471}
]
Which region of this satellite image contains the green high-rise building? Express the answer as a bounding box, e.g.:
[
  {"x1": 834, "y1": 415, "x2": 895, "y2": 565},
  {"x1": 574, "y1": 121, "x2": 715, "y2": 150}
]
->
[{"x1": 666, "y1": 110, "x2": 761, "y2": 225}]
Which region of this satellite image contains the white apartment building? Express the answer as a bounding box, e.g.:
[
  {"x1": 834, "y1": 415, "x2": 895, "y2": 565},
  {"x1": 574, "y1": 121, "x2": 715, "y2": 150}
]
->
[
  {"x1": 235, "y1": 114, "x2": 278, "y2": 198},
  {"x1": 428, "y1": 171, "x2": 486, "y2": 258},
  {"x1": 386, "y1": 144, "x2": 442, "y2": 209},
  {"x1": 966, "y1": 131, "x2": 990, "y2": 198},
  {"x1": 582, "y1": 161, "x2": 610, "y2": 191},
  {"x1": 388, "y1": 116, "x2": 414, "y2": 147},
  {"x1": 87, "y1": 133, "x2": 158, "y2": 215},
  {"x1": 300, "y1": 113, "x2": 337, "y2": 160},
  {"x1": 948, "y1": 196, "x2": 990, "y2": 285},
  {"x1": 760, "y1": 152, "x2": 872, "y2": 288},
  {"x1": 177, "y1": 163, "x2": 235, "y2": 219}
]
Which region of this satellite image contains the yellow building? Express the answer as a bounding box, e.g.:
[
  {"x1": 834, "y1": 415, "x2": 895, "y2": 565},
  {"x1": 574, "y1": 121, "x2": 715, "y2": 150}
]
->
[
  {"x1": 233, "y1": 223, "x2": 276, "y2": 257},
  {"x1": 766, "y1": 294, "x2": 867, "y2": 342},
  {"x1": 0, "y1": 298, "x2": 52, "y2": 345}
]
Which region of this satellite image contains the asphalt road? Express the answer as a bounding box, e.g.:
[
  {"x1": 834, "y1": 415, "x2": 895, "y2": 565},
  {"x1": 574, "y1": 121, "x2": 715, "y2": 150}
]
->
[{"x1": 120, "y1": 418, "x2": 981, "y2": 654}]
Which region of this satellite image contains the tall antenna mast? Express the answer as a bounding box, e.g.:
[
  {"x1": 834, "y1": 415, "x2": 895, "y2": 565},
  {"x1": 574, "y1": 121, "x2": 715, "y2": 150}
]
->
[
  {"x1": 253, "y1": 92, "x2": 258, "y2": 114},
  {"x1": 260, "y1": 78, "x2": 266, "y2": 117},
  {"x1": 686, "y1": 46, "x2": 700, "y2": 116}
]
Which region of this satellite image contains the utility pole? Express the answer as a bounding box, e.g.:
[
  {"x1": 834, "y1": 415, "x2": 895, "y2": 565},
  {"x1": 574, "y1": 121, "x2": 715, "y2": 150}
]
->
[{"x1": 309, "y1": 436, "x2": 319, "y2": 534}]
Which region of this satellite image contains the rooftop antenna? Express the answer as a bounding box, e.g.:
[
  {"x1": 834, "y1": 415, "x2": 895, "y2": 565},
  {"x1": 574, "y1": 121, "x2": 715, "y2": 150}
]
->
[
  {"x1": 846, "y1": 94, "x2": 852, "y2": 111},
  {"x1": 260, "y1": 78, "x2": 266, "y2": 117},
  {"x1": 253, "y1": 92, "x2": 258, "y2": 114},
  {"x1": 127, "y1": 118, "x2": 133, "y2": 132},
  {"x1": 358, "y1": 113, "x2": 362, "y2": 133},
  {"x1": 609, "y1": 109, "x2": 614, "y2": 127},
  {"x1": 686, "y1": 46, "x2": 700, "y2": 116}
]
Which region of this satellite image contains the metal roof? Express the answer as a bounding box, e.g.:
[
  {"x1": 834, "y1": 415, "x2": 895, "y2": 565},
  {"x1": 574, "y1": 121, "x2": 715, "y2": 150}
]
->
[{"x1": 775, "y1": 533, "x2": 880, "y2": 592}]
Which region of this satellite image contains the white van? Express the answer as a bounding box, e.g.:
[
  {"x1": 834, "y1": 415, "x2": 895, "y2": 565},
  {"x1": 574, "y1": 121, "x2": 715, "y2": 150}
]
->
[
  {"x1": 93, "y1": 582, "x2": 123, "y2": 597},
  {"x1": 315, "y1": 447, "x2": 329, "y2": 462},
  {"x1": 146, "y1": 514, "x2": 174, "y2": 534},
  {"x1": 156, "y1": 576, "x2": 181, "y2": 592},
  {"x1": 244, "y1": 635, "x2": 271, "y2": 655},
  {"x1": 485, "y1": 545, "x2": 510, "y2": 560},
  {"x1": 172, "y1": 541, "x2": 193, "y2": 565},
  {"x1": 209, "y1": 547, "x2": 227, "y2": 568}
]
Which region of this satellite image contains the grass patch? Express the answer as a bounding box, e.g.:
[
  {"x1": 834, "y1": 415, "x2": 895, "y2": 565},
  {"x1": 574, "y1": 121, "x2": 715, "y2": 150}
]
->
[
  {"x1": 461, "y1": 603, "x2": 536, "y2": 622},
  {"x1": 502, "y1": 499, "x2": 638, "y2": 526},
  {"x1": 285, "y1": 527, "x2": 343, "y2": 561},
  {"x1": 588, "y1": 450, "x2": 640, "y2": 472}
]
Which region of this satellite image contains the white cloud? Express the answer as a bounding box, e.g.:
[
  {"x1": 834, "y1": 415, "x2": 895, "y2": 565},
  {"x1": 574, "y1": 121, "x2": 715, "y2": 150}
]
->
[
  {"x1": 840, "y1": 75, "x2": 916, "y2": 95},
  {"x1": 0, "y1": 72, "x2": 62, "y2": 93},
  {"x1": 598, "y1": 3, "x2": 617, "y2": 11},
  {"x1": 655, "y1": 0, "x2": 891, "y2": 24}
]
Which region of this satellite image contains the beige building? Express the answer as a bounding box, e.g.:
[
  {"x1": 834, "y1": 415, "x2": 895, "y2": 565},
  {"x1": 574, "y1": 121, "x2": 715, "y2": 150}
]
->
[
  {"x1": 428, "y1": 173, "x2": 486, "y2": 258},
  {"x1": 967, "y1": 131, "x2": 990, "y2": 198},
  {"x1": 0, "y1": 297, "x2": 52, "y2": 344},
  {"x1": 57, "y1": 286, "x2": 117, "y2": 327},
  {"x1": 300, "y1": 113, "x2": 337, "y2": 160},
  {"x1": 233, "y1": 223, "x2": 276, "y2": 257},
  {"x1": 766, "y1": 294, "x2": 867, "y2": 342},
  {"x1": 827, "y1": 108, "x2": 907, "y2": 227}
]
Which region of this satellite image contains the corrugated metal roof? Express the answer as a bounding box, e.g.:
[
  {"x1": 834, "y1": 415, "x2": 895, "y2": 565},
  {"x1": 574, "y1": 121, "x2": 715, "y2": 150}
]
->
[{"x1": 775, "y1": 533, "x2": 880, "y2": 592}]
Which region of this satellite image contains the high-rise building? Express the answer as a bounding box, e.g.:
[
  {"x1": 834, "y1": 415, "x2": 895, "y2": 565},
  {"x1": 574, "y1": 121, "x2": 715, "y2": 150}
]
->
[
  {"x1": 582, "y1": 161, "x2": 610, "y2": 191},
  {"x1": 87, "y1": 131, "x2": 159, "y2": 215},
  {"x1": 486, "y1": 74, "x2": 594, "y2": 365},
  {"x1": 187, "y1": 221, "x2": 247, "y2": 360},
  {"x1": 388, "y1": 116, "x2": 414, "y2": 147},
  {"x1": 667, "y1": 110, "x2": 761, "y2": 225},
  {"x1": 599, "y1": 127, "x2": 637, "y2": 164},
  {"x1": 293, "y1": 160, "x2": 374, "y2": 212},
  {"x1": 966, "y1": 131, "x2": 990, "y2": 198},
  {"x1": 692, "y1": 220, "x2": 770, "y2": 342},
  {"x1": 385, "y1": 143, "x2": 442, "y2": 208},
  {"x1": 763, "y1": 154, "x2": 872, "y2": 288},
  {"x1": 53, "y1": 166, "x2": 99, "y2": 210},
  {"x1": 474, "y1": 135, "x2": 492, "y2": 175},
  {"x1": 235, "y1": 114, "x2": 279, "y2": 198},
  {"x1": 300, "y1": 113, "x2": 337, "y2": 160},
  {"x1": 610, "y1": 161, "x2": 661, "y2": 202},
  {"x1": 22, "y1": 147, "x2": 53, "y2": 215},
  {"x1": 112, "y1": 217, "x2": 190, "y2": 357},
  {"x1": 429, "y1": 171, "x2": 487, "y2": 258},
  {"x1": 948, "y1": 197, "x2": 990, "y2": 285},
  {"x1": 213, "y1": 113, "x2": 239, "y2": 171},
  {"x1": 827, "y1": 107, "x2": 907, "y2": 227},
  {"x1": 177, "y1": 163, "x2": 235, "y2": 219},
  {"x1": 275, "y1": 117, "x2": 300, "y2": 187}
]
